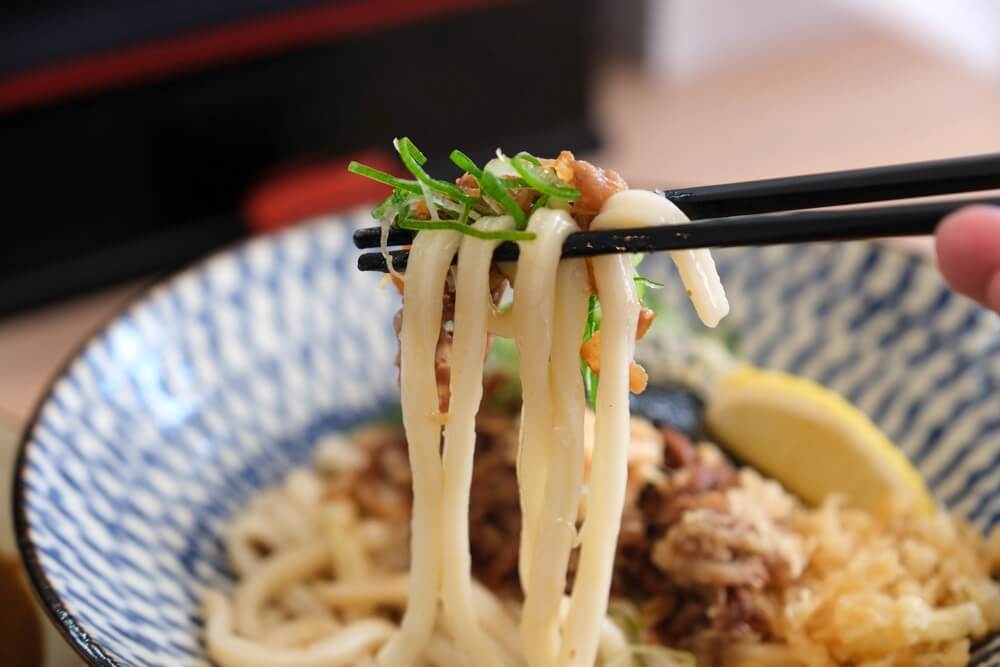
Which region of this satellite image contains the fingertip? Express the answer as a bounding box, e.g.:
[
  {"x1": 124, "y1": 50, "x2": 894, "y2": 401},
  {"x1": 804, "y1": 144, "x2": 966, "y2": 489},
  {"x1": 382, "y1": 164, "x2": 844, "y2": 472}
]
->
[
  {"x1": 988, "y1": 266, "x2": 1000, "y2": 314},
  {"x1": 935, "y1": 205, "x2": 1000, "y2": 306}
]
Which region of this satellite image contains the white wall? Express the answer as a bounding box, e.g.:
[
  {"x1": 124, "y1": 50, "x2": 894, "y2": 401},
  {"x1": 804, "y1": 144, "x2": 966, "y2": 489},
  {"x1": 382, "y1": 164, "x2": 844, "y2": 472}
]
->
[
  {"x1": 645, "y1": 0, "x2": 1000, "y2": 80},
  {"x1": 833, "y1": 0, "x2": 1000, "y2": 76}
]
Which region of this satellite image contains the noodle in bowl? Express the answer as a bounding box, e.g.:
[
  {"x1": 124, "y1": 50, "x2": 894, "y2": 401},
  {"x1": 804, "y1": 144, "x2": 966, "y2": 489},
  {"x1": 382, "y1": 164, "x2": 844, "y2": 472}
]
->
[{"x1": 14, "y1": 200, "x2": 1000, "y2": 664}]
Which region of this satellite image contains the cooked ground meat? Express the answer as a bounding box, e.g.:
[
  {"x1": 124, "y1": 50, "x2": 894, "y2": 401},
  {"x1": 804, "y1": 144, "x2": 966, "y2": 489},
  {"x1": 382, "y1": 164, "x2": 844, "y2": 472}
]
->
[
  {"x1": 324, "y1": 401, "x2": 523, "y2": 594},
  {"x1": 624, "y1": 436, "x2": 802, "y2": 646},
  {"x1": 329, "y1": 402, "x2": 802, "y2": 649},
  {"x1": 452, "y1": 152, "x2": 632, "y2": 228},
  {"x1": 456, "y1": 172, "x2": 479, "y2": 196},
  {"x1": 397, "y1": 151, "x2": 623, "y2": 409},
  {"x1": 466, "y1": 409, "x2": 522, "y2": 595},
  {"x1": 542, "y1": 150, "x2": 628, "y2": 227},
  {"x1": 456, "y1": 172, "x2": 538, "y2": 214},
  {"x1": 394, "y1": 267, "x2": 509, "y2": 414},
  {"x1": 325, "y1": 425, "x2": 412, "y2": 523}
]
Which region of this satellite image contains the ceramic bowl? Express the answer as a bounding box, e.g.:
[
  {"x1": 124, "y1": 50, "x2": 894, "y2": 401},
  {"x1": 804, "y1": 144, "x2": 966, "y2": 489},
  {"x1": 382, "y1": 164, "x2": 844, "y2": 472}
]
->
[{"x1": 14, "y1": 210, "x2": 1000, "y2": 666}]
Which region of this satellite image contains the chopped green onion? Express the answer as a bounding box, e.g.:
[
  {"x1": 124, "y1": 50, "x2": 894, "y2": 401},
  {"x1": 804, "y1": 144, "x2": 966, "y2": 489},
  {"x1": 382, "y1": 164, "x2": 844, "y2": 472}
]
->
[
  {"x1": 584, "y1": 294, "x2": 602, "y2": 338},
  {"x1": 371, "y1": 193, "x2": 396, "y2": 220},
  {"x1": 634, "y1": 275, "x2": 665, "y2": 290},
  {"x1": 582, "y1": 294, "x2": 601, "y2": 408},
  {"x1": 398, "y1": 217, "x2": 536, "y2": 241},
  {"x1": 452, "y1": 151, "x2": 528, "y2": 187},
  {"x1": 448, "y1": 152, "x2": 486, "y2": 214},
  {"x1": 633, "y1": 274, "x2": 664, "y2": 303},
  {"x1": 582, "y1": 363, "x2": 598, "y2": 409},
  {"x1": 348, "y1": 161, "x2": 422, "y2": 195},
  {"x1": 351, "y1": 142, "x2": 568, "y2": 241},
  {"x1": 515, "y1": 151, "x2": 542, "y2": 167},
  {"x1": 449, "y1": 149, "x2": 483, "y2": 179},
  {"x1": 372, "y1": 189, "x2": 418, "y2": 219},
  {"x1": 395, "y1": 138, "x2": 474, "y2": 205},
  {"x1": 501, "y1": 177, "x2": 531, "y2": 189},
  {"x1": 404, "y1": 139, "x2": 428, "y2": 165},
  {"x1": 479, "y1": 169, "x2": 527, "y2": 228},
  {"x1": 632, "y1": 255, "x2": 662, "y2": 301},
  {"x1": 511, "y1": 153, "x2": 580, "y2": 200}
]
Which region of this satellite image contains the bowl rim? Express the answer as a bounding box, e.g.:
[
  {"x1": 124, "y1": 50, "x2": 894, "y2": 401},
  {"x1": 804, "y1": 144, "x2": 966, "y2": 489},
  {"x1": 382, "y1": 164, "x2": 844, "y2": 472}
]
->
[
  {"x1": 10, "y1": 235, "x2": 993, "y2": 667},
  {"x1": 14, "y1": 296, "x2": 137, "y2": 667},
  {"x1": 11, "y1": 226, "x2": 258, "y2": 666}
]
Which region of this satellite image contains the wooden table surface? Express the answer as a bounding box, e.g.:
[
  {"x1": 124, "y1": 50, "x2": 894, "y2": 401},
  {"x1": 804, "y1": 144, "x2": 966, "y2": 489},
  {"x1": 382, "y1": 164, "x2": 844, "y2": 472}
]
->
[{"x1": 1, "y1": 27, "x2": 998, "y2": 430}]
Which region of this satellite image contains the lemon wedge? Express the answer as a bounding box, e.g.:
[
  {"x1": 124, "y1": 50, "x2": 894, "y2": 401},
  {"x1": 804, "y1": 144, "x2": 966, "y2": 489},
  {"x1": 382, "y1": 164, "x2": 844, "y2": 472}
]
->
[{"x1": 705, "y1": 366, "x2": 931, "y2": 512}]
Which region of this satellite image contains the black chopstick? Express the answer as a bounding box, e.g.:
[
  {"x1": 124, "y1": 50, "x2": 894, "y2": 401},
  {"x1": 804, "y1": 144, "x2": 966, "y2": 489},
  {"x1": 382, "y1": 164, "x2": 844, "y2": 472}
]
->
[
  {"x1": 353, "y1": 152, "x2": 1000, "y2": 252},
  {"x1": 354, "y1": 225, "x2": 420, "y2": 250},
  {"x1": 661, "y1": 152, "x2": 1000, "y2": 218},
  {"x1": 357, "y1": 197, "x2": 1000, "y2": 272}
]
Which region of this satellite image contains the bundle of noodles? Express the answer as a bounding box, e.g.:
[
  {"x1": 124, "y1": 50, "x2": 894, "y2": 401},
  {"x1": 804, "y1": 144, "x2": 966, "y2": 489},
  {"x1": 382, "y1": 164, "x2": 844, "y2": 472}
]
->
[
  {"x1": 203, "y1": 140, "x2": 999, "y2": 667},
  {"x1": 392, "y1": 145, "x2": 726, "y2": 667},
  {"x1": 206, "y1": 141, "x2": 729, "y2": 666}
]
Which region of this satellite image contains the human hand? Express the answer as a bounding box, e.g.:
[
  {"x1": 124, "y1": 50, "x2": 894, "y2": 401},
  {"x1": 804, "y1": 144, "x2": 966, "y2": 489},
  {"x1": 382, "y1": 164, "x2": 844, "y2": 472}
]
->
[{"x1": 935, "y1": 205, "x2": 1000, "y2": 314}]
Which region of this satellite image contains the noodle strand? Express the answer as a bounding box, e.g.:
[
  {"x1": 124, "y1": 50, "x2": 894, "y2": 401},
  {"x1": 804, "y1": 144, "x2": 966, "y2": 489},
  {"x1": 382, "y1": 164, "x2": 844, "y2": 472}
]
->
[
  {"x1": 379, "y1": 230, "x2": 462, "y2": 666},
  {"x1": 235, "y1": 540, "x2": 330, "y2": 636},
  {"x1": 559, "y1": 250, "x2": 640, "y2": 667},
  {"x1": 512, "y1": 209, "x2": 578, "y2": 588},
  {"x1": 441, "y1": 216, "x2": 515, "y2": 666},
  {"x1": 596, "y1": 190, "x2": 728, "y2": 327},
  {"x1": 520, "y1": 255, "x2": 589, "y2": 667},
  {"x1": 206, "y1": 592, "x2": 394, "y2": 667}
]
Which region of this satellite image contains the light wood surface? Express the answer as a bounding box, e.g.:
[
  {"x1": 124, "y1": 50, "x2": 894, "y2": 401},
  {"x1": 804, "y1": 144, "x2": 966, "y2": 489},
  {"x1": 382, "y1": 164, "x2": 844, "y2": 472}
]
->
[
  {"x1": 0, "y1": 282, "x2": 149, "y2": 429},
  {"x1": 1, "y1": 28, "x2": 997, "y2": 429}
]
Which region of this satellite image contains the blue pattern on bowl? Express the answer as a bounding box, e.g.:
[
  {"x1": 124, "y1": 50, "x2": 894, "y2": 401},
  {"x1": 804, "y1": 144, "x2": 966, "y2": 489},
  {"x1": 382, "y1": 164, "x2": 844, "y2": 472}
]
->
[{"x1": 14, "y1": 211, "x2": 1000, "y2": 666}]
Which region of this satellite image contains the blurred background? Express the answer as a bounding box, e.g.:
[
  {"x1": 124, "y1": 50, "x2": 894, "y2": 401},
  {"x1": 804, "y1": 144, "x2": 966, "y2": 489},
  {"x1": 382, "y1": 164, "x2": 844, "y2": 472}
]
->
[{"x1": 2, "y1": 0, "x2": 1000, "y2": 427}]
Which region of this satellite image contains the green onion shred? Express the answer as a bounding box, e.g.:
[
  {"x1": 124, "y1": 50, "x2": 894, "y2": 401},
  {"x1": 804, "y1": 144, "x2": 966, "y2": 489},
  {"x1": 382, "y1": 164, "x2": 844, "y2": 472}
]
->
[
  {"x1": 582, "y1": 294, "x2": 602, "y2": 408},
  {"x1": 351, "y1": 139, "x2": 582, "y2": 237},
  {"x1": 398, "y1": 218, "x2": 535, "y2": 242},
  {"x1": 350, "y1": 140, "x2": 624, "y2": 402},
  {"x1": 348, "y1": 162, "x2": 423, "y2": 195},
  {"x1": 394, "y1": 138, "x2": 474, "y2": 206},
  {"x1": 511, "y1": 152, "x2": 580, "y2": 201}
]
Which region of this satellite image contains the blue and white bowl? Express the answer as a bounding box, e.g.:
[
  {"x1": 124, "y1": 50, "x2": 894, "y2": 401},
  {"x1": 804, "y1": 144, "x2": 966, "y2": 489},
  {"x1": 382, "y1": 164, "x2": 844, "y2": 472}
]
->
[{"x1": 14, "y1": 209, "x2": 1000, "y2": 666}]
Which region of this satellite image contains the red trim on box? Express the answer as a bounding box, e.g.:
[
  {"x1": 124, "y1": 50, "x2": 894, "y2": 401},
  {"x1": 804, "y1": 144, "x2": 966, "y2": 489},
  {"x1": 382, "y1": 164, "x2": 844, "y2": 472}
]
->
[
  {"x1": 244, "y1": 151, "x2": 399, "y2": 233},
  {"x1": 0, "y1": 0, "x2": 501, "y2": 113}
]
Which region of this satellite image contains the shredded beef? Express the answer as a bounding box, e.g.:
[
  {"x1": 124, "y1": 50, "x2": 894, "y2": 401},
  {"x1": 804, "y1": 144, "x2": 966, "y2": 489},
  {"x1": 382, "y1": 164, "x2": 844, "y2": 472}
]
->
[
  {"x1": 660, "y1": 426, "x2": 696, "y2": 469},
  {"x1": 456, "y1": 172, "x2": 479, "y2": 196},
  {"x1": 394, "y1": 266, "x2": 509, "y2": 414},
  {"x1": 542, "y1": 151, "x2": 628, "y2": 227},
  {"x1": 335, "y1": 401, "x2": 794, "y2": 650},
  {"x1": 325, "y1": 426, "x2": 412, "y2": 523},
  {"x1": 466, "y1": 410, "x2": 522, "y2": 595}
]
